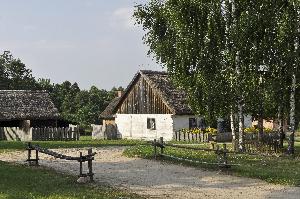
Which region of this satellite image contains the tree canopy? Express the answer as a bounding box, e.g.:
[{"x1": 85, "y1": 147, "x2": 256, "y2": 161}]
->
[
  {"x1": 134, "y1": 0, "x2": 300, "y2": 126},
  {"x1": 0, "y1": 51, "x2": 123, "y2": 128}
]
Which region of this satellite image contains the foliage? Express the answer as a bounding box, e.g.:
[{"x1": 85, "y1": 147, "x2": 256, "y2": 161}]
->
[
  {"x1": 0, "y1": 51, "x2": 38, "y2": 90},
  {"x1": 0, "y1": 161, "x2": 141, "y2": 199},
  {"x1": 0, "y1": 50, "x2": 124, "y2": 128},
  {"x1": 37, "y1": 79, "x2": 124, "y2": 128},
  {"x1": 134, "y1": 0, "x2": 300, "y2": 128},
  {"x1": 244, "y1": 127, "x2": 259, "y2": 134},
  {"x1": 179, "y1": 127, "x2": 217, "y2": 135},
  {"x1": 244, "y1": 127, "x2": 274, "y2": 134}
]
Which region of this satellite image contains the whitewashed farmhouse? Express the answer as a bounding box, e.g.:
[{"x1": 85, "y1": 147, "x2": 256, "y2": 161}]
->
[{"x1": 112, "y1": 70, "x2": 201, "y2": 141}]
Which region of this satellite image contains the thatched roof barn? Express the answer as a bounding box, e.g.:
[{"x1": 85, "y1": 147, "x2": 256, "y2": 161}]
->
[
  {"x1": 0, "y1": 90, "x2": 59, "y2": 122},
  {"x1": 114, "y1": 70, "x2": 193, "y2": 115},
  {"x1": 111, "y1": 70, "x2": 200, "y2": 141}
]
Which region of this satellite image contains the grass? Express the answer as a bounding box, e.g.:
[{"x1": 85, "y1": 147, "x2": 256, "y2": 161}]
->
[
  {"x1": 124, "y1": 141, "x2": 300, "y2": 186},
  {"x1": 0, "y1": 137, "x2": 145, "y2": 199},
  {"x1": 0, "y1": 161, "x2": 141, "y2": 199},
  {"x1": 0, "y1": 137, "x2": 146, "y2": 153}
]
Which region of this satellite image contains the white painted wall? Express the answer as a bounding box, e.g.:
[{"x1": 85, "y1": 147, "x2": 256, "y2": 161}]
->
[
  {"x1": 244, "y1": 115, "x2": 253, "y2": 128},
  {"x1": 172, "y1": 115, "x2": 201, "y2": 132},
  {"x1": 115, "y1": 114, "x2": 201, "y2": 141}
]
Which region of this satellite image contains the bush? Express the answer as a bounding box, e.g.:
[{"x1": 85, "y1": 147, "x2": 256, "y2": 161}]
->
[{"x1": 179, "y1": 127, "x2": 217, "y2": 135}]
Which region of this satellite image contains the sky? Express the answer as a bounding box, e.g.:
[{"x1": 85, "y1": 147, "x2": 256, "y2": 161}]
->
[{"x1": 0, "y1": 0, "x2": 162, "y2": 90}]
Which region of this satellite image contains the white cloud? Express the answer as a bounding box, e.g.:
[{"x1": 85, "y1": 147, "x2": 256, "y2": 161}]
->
[{"x1": 111, "y1": 7, "x2": 135, "y2": 30}]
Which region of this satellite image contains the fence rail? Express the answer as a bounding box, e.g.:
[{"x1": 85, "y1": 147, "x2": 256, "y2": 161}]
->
[
  {"x1": 26, "y1": 142, "x2": 95, "y2": 182},
  {"x1": 152, "y1": 137, "x2": 283, "y2": 168},
  {"x1": 153, "y1": 137, "x2": 233, "y2": 168},
  {"x1": 244, "y1": 133, "x2": 281, "y2": 153}
]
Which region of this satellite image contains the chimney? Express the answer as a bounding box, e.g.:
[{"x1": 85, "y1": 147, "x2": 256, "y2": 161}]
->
[{"x1": 116, "y1": 90, "x2": 123, "y2": 97}]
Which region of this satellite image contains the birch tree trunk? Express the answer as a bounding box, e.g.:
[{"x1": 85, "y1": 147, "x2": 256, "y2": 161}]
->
[
  {"x1": 258, "y1": 77, "x2": 264, "y2": 142},
  {"x1": 287, "y1": 73, "x2": 296, "y2": 154},
  {"x1": 278, "y1": 105, "x2": 284, "y2": 148},
  {"x1": 287, "y1": 3, "x2": 299, "y2": 154},
  {"x1": 238, "y1": 102, "x2": 245, "y2": 151},
  {"x1": 231, "y1": 0, "x2": 245, "y2": 152},
  {"x1": 236, "y1": 51, "x2": 245, "y2": 152},
  {"x1": 230, "y1": 111, "x2": 237, "y2": 151}
]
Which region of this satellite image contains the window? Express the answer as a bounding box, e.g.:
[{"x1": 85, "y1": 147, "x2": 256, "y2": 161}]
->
[
  {"x1": 147, "y1": 118, "x2": 156, "y2": 130},
  {"x1": 189, "y1": 118, "x2": 197, "y2": 129}
]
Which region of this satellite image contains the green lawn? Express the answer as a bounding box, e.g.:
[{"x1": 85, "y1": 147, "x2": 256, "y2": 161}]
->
[
  {"x1": 0, "y1": 137, "x2": 146, "y2": 153},
  {"x1": 0, "y1": 161, "x2": 141, "y2": 199},
  {"x1": 124, "y1": 141, "x2": 300, "y2": 186}
]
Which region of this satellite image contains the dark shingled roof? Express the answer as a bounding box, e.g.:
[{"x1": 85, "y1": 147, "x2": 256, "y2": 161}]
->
[
  {"x1": 114, "y1": 70, "x2": 193, "y2": 115},
  {"x1": 0, "y1": 90, "x2": 60, "y2": 121},
  {"x1": 99, "y1": 97, "x2": 121, "y2": 119}
]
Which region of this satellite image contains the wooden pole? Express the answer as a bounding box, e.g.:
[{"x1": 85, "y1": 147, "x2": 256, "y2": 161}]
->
[
  {"x1": 35, "y1": 149, "x2": 39, "y2": 166},
  {"x1": 27, "y1": 142, "x2": 32, "y2": 163},
  {"x1": 79, "y1": 152, "x2": 83, "y2": 177},
  {"x1": 160, "y1": 137, "x2": 164, "y2": 155},
  {"x1": 88, "y1": 148, "x2": 94, "y2": 182},
  {"x1": 154, "y1": 139, "x2": 157, "y2": 160}
]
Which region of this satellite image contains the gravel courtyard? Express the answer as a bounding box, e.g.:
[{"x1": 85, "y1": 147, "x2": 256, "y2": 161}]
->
[{"x1": 1, "y1": 147, "x2": 300, "y2": 199}]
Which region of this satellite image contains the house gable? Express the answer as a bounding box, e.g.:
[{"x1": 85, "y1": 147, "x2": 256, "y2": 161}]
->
[
  {"x1": 117, "y1": 74, "x2": 173, "y2": 114},
  {"x1": 115, "y1": 70, "x2": 194, "y2": 115}
]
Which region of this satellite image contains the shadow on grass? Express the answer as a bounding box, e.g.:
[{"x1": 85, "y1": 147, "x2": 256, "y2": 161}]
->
[{"x1": 0, "y1": 161, "x2": 141, "y2": 199}]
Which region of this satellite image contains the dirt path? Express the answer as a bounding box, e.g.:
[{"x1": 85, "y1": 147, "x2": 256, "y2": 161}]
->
[{"x1": 1, "y1": 147, "x2": 300, "y2": 199}]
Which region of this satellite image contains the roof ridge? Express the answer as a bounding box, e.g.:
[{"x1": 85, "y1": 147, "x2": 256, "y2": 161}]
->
[{"x1": 0, "y1": 90, "x2": 48, "y2": 92}]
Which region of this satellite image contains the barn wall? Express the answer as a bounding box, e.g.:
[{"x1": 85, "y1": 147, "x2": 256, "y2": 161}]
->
[
  {"x1": 0, "y1": 127, "x2": 32, "y2": 141},
  {"x1": 115, "y1": 114, "x2": 174, "y2": 141}
]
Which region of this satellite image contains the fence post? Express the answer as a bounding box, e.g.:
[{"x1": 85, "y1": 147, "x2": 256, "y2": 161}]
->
[
  {"x1": 153, "y1": 139, "x2": 157, "y2": 160},
  {"x1": 35, "y1": 148, "x2": 39, "y2": 166},
  {"x1": 222, "y1": 143, "x2": 229, "y2": 168},
  {"x1": 27, "y1": 142, "x2": 32, "y2": 162},
  {"x1": 87, "y1": 148, "x2": 94, "y2": 182},
  {"x1": 79, "y1": 152, "x2": 83, "y2": 177},
  {"x1": 159, "y1": 137, "x2": 164, "y2": 155}
]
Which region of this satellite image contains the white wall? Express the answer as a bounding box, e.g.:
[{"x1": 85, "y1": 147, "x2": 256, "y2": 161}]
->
[
  {"x1": 172, "y1": 115, "x2": 202, "y2": 132},
  {"x1": 244, "y1": 115, "x2": 253, "y2": 128},
  {"x1": 116, "y1": 114, "x2": 174, "y2": 141},
  {"x1": 115, "y1": 114, "x2": 201, "y2": 141}
]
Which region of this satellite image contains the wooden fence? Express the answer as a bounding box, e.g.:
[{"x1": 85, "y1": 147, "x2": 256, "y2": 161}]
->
[
  {"x1": 244, "y1": 133, "x2": 281, "y2": 153},
  {"x1": 153, "y1": 137, "x2": 234, "y2": 168},
  {"x1": 174, "y1": 131, "x2": 232, "y2": 143},
  {"x1": 32, "y1": 127, "x2": 80, "y2": 141},
  {"x1": 27, "y1": 142, "x2": 95, "y2": 182}
]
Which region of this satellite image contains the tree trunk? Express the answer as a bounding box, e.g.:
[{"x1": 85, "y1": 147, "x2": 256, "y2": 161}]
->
[
  {"x1": 258, "y1": 77, "x2": 264, "y2": 142},
  {"x1": 230, "y1": 111, "x2": 237, "y2": 151},
  {"x1": 278, "y1": 105, "x2": 284, "y2": 148},
  {"x1": 287, "y1": 74, "x2": 296, "y2": 154},
  {"x1": 238, "y1": 102, "x2": 245, "y2": 152},
  {"x1": 287, "y1": 4, "x2": 299, "y2": 155}
]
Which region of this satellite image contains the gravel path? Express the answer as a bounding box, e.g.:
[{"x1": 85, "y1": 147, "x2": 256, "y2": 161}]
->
[{"x1": 1, "y1": 147, "x2": 300, "y2": 199}]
